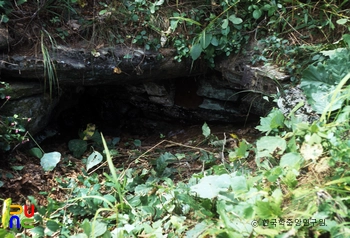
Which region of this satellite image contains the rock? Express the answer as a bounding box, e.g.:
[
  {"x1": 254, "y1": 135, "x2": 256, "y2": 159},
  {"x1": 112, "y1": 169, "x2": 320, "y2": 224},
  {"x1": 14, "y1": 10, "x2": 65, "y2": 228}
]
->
[
  {"x1": 0, "y1": 42, "x2": 289, "y2": 138},
  {"x1": 2, "y1": 94, "x2": 58, "y2": 135},
  {"x1": 277, "y1": 85, "x2": 319, "y2": 123}
]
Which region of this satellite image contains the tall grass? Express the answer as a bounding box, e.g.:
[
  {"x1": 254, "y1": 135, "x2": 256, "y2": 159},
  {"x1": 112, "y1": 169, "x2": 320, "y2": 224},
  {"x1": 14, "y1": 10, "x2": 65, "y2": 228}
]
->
[{"x1": 41, "y1": 29, "x2": 59, "y2": 99}]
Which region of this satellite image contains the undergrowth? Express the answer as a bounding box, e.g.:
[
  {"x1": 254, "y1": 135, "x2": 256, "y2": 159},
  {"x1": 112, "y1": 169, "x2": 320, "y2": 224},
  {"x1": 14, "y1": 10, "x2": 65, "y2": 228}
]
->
[
  {"x1": 1, "y1": 100, "x2": 350, "y2": 237},
  {"x1": 1, "y1": 0, "x2": 349, "y2": 68},
  {"x1": 0, "y1": 1, "x2": 350, "y2": 237}
]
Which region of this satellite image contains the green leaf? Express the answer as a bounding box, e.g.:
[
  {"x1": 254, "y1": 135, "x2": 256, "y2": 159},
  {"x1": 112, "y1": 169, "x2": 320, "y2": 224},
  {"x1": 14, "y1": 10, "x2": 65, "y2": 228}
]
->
[
  {"x1": 86, "y1": 151, "x2": 103, "y2": 171},
  {"x1": 47, "y1": 220, "x2": 60, "y2": 232},
  {"x1": 265, "y1": 166, "x2": 282, "y2": 182},
  {"x1": 256, "y1": 108, "x2": 285, "y2": 134},
  {"x1": 68, "y1": 139, "x2": 87, "y2": 158},
  {"x1": 16, "y1": 0, "x2": 27, "y2": 5},
  {"x1": 252, "y1": 9, "x2": 262, "y2": 19},
  {"x1": 40, "y1": 152, "x2": 61, "y2": 172},
  {"x1": 202, "y1": 122, "x2": 211, "y2": 138},
  {"x1": 325, "y1": 176, "x2": 350, "y2": 186},
  {"x1": 155, "y1": 0, "x2": 164, "y2": 6},
  {"x1": 280, "y1": 152, "x2": 304, "y2": 170},
  {"x1": 133, "y1": 139, "x2": 141, "y2": 147},
  {"x1": 271, "y1": 188, "x2": 283, "y2": 206},
  {"x1": 150, "y1": 4, "x2": 156, "y2": 14},
  {"x1": 221, "y1": 19, "x2": 229, "y2": 29},
  {"x1": 236, "y1": 140, "x2": 249, "y2": 158},
  {"x1": 201, "y1": 32, "x2": 212, "y2": 49},
  {"x1": 211, "y1": 36, "x2": 219, "y2": 46},
  {"x1": 3, "y1": 232, "x2": 16, "y2": 238},
  {"x1": 29, "y1": 147, "x2": 43, "y2": 159},
  {"x1": 256, "y1": 136, "x2": 286, "y2": 159},
  {"x1": 336, "y1": 18, "x2": 348, "y2": 25},
  {"x1": 0, "y1": 229, "x2": 13, "y2": 237},
  {"x1": 91, "y1": 221, "x2": 107, "y2": 237},
  {"x1": 301, "y1": 49, "x2": 350, "y2": 113},
  {"x1": 229, "y1": 139, "x2": 249, "y2": 160},
  {"x1": 186, "y1": 221, "x2": 213, "y2": 237},
  {"x1": 169, "y1": 17, "x2": 201, "y2": 26},
  {"x1": 255, "y1": 201, "x2": 282, "y2": 219},
  {"x1": 28, "y1": 226, "x2": 45, "y2": 236},
  {"x1": 190, "y1": 43, "x2": 202, "y2": 60},
  {"x1": 228, "y1": 14, "x2": 243, "y2": 24},
  {"x1": 69, "y1": 234, "x2": 88, "y2": 238},
  {"x1": 81, "y1": 219, "x2": 91, "y2": 237},
  {"x1": 343, "y1": 34, "x2": 350, "y2": 47},
  {"x1": 191, "y1": 174, "x2": 247, "y2": 199},
  {"x1": 99, "y1": 9, "x2": 108, "y2": 15},
  {"x1": 282, "y1": 169, "x2": 298, "y2": 188},
  {"x1": 1, "y1": 198, "x2": 11, "y2": 229},
  {"x1": 11, "y1": 166, "x2": 24, "y2": 171},
  {"x1": 254, "y1": 227, "x2": 279, "y2": 236}
]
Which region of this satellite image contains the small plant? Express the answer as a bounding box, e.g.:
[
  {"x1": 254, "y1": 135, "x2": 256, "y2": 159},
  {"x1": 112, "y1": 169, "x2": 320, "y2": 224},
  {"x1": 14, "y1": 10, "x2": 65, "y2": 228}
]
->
[{"x1": 0, "y1": 85, "x2": 29, "y2": 152}]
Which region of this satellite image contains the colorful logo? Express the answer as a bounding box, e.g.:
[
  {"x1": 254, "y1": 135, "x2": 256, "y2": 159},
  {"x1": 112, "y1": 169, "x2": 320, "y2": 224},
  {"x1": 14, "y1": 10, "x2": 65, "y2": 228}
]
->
[{"x1": 1, "y1": 199, "x2": 35, "y2": 229}]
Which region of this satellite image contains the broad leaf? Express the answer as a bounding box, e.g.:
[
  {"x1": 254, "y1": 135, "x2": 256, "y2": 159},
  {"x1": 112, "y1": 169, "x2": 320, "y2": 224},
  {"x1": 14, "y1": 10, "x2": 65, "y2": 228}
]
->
[
  {"x1": 221, "y1": 19, "x2": 229, "y2": 29},
  {"x1": 252, "y1": 9, "x2": 262, "y2": 19},
  {"x1": 41, "y1": 152, "x2": 61, "y2": 171},
  {"x1": 228, "y1": 14, "x2": 243, "y2": 24},
  {"x1": 91, "y1": 221, "x2": 107, "y2": 237},
  {"x1": 191, "y1": 174, "x2": 247, "y2": 199},
  {"x1": 86, "y1": 151, "x2": 103, "y2": 171},
  {"x1": 280, "y1": 152, "x2": 304, "y2": 170},
  {"x1": 68, "y1": 139, "x2": 87, "y2": 158},
  {"x1": 202, "y1": 122, "x2": 211, "y2": 138},
  {"x1": 29, "y1": 147, "x2": 43, "y2": 159},
  {"x1": 256, "y1": 108, "x2": 284, "y2": 134},
  {"x1": 301, "y1": 49, "x2": 350, "y2": 113},
  {"x1": 47, "y1": 220, "x2": 60, "y2": 232},
  {"x1": 256, "y1": 136, "x2": 286, "y2": 159},
  {"x1": 190, "y1": 43, "x2": 202, "y2": 60}
]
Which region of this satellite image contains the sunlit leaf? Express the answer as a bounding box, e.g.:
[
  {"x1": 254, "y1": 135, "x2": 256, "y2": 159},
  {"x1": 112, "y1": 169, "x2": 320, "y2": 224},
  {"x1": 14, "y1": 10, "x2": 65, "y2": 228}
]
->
[
  {"x1": 228, "y1": 14, "x2": 243, "y2": 24},
  {"x1": 91, "y1": 220, "x2": 107, "y2": 237},
  {"x1": 82, "y1": 123, "x2": 96, "y2": 140},
  {"x1": 221, "y1": 19, "x2": 229, "y2": 29},
  {"x1": 41, "y1": 152, "x2": 61, "y2": 171},
  {"x1": 86, "y1": 151, "x2": 103, "y2": 171},
  {"x1": 256, "y1": 108, "x2": 285, "y2": 134},
  {"x1": 191, "y1": 174, "x2": 247, "y2": 199},
  {"x1": 336, "y1": 18, "x2": 348, "y2": 25},
  {"x1": 202, "y1": 122, "x2": 211, "y2": 138},
  {"x1": 1, "y1": 198, "x2": 11, "y2": 228},
  {"x1": 256, "y1": 136, "x2": 286, "y2": 158},
  {"x1": 280, "y1": 152, "x2": 304, "y2": 169}
]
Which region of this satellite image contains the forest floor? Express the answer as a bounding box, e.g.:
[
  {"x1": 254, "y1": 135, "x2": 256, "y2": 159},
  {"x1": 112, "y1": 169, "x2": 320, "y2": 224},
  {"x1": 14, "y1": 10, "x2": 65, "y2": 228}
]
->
[{"x1": 0, "y1": 122, "x2": 261, "y2": 206}]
